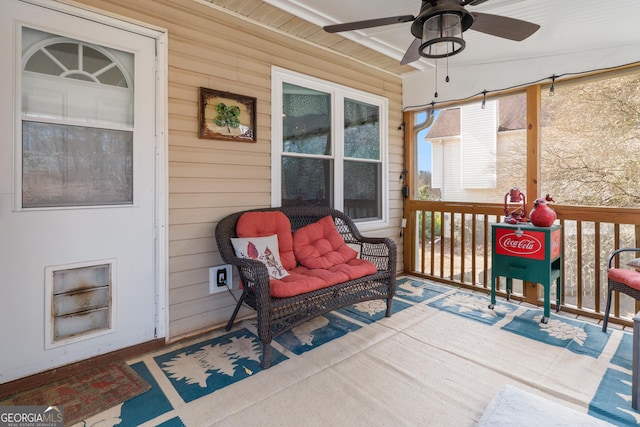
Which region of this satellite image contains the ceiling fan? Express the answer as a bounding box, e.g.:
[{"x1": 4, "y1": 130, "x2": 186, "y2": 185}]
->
[{"x1": 323, "y1": 0, "x2": 540, "y2": 64}]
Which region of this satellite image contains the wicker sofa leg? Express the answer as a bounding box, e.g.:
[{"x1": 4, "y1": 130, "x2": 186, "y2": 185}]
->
[
  {"x1": 386, "y1": 297, "x2": 393, "y2": 317},
  {"x1": 261, "y1": 343, "x2": 272, "y2": 369},
  {"x1": 602, "y1": 285, "x2": 614, "y2": 332},
  {"x1": 225, "y1": 291, "x2": 246, "y2": 331}
]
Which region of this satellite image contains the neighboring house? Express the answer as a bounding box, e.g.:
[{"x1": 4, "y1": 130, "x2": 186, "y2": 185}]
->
[
  {"x1": 0, "y1": 0, "x2": 404, "y2": 383},
  {"x1": 426, "y1": 94, "x2": 528, "y2": 204}
]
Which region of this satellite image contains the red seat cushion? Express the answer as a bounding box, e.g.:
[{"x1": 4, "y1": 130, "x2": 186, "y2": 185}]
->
[
  {"x1": 269, "y1": 260, "x2": 378, "y2": 298},
  {"x1": 608, "y1": 268, "x2": 640, "y2": 291},
  {"x1": 269, "y1": 270, "x2": 334, "y2": 298},
  {"x1": 329, "y1": 258, "x2": 378, "y2": 280},
  {"x1": 292, "y1": 215, "x2": 358, "y2": 269},
  {"x1": 236, "y1": 211, "x2": 296, "y2": 271}
]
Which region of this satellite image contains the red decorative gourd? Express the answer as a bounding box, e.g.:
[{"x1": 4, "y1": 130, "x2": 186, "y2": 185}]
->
[{"x1": 529, "y1": 195, "x2": 557, "y2": 227}]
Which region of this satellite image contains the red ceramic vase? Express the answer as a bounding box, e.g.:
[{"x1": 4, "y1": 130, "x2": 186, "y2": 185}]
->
[{"x1": 529, "y1": 198, "x2": 557, "y2": 227}]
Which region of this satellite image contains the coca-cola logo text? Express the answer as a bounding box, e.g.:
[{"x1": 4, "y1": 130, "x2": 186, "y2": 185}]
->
[{"x1": 498, "y1": 233, "x2": 542, "y2": 255}]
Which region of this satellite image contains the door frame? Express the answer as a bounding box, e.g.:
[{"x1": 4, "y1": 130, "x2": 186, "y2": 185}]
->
[{"x1": 21, "y1": 0, "x2": 170, "y2": 340}]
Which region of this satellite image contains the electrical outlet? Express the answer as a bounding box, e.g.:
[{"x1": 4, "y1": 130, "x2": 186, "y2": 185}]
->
[{"x1": 209, "y1": 264, "x2": 232, "y2": 294}]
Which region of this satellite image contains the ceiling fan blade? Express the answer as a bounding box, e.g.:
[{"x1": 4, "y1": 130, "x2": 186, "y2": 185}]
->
[
  {"x1": 470, "y1": 12, "x2": 540, "y2": 41},
  {"x1": 323, "y1": 15, "x2": 415, "y2": 33},
  {"x1": 400, "y1": 38, "x2": 422, "y2": 65}
]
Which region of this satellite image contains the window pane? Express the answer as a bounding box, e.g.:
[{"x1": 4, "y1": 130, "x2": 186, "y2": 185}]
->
[
  {"x1": 421, "y1": 93, "x2": 527, "y2": 203},
  {"x1": 47, "y1": 43, "x2": 79, "y2": 71},
  {"x1": 344, "y1": 160, "x2": 381, "y2": 220},
  {"x1": 540, "y1": 72, "x2": 640, "y2": 207},
  {"x1": 281, "y1": 157, "x2": 333, "y2": 207},
  {"x1": 24, "y1": 50, "x2": 64, "y2": 76},
  {"x1": 344, "y1": 98, "x2": 379, "y2": 160},
  {"x1": 282, "y1": 83, "x2": 331, "y2": 155},
  {"x1": 22, "y1": 121, "x2": 133, "y2": 207}
]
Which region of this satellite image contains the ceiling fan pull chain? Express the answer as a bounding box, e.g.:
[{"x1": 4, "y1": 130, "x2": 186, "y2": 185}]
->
[
  {"x1": 434, "y1": 59, "x2": 439, "y2": 98},
  {"x1": 446, "y1": 54, "x2": 450, "y2": 83}
]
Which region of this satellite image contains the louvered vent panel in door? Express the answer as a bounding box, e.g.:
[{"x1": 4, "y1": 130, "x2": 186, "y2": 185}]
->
[{"x1": 51, "y1": 263, "x2": 111, "y2": 341}]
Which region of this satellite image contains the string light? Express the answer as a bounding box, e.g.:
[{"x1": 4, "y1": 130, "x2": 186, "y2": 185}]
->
[
  {"x1": 481, "y1": 90, "x2": 487, "y2": 109},
  {"x1": 549, "y1": 75, "x2": 556, "y2": 96},
  {"x1": 403, "y1": 60, "x2": 640, "y2": 112}
]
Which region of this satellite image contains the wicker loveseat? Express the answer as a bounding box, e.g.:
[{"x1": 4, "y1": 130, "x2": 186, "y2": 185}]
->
[{"x1": 215, "y1": 205, "x2": 397, "y2": 368}]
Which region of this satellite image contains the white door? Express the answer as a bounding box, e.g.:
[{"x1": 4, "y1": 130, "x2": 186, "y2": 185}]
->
[{"x1": 0, "y1": 0, "x2": 164, "y2": 382}]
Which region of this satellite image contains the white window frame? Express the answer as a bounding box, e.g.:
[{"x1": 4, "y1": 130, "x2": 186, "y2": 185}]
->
[{"x1": 271, "y1": 66, "x2": 389, "y2": 230}]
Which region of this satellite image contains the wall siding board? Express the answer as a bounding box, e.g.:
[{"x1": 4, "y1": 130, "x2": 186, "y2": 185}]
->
[
  {"x1": 169, "y1": 178, "x2": 270, "y2": 194},
  {"x1": 74, "y1": 0, "x2": 404, "y2": 341},
  {"x1": 170, "y1": 223, "x2": 216, "y2": 241}
]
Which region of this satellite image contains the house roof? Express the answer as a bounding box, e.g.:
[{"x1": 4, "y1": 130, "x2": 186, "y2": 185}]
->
[
  {"x1": 427, "y1": 109, "x2": 460, "y2": 139},
  {"x1": 498, "y1": 93, "x2": 526, "y2": 132}
]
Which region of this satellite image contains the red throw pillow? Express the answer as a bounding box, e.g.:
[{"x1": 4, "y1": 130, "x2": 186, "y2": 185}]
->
[
  {"x1": 292, "y1": 215, "x2": 358, "y2": 269},
  {"x1": 236, "y1": 211, "x2": 296, "y2": 271}
]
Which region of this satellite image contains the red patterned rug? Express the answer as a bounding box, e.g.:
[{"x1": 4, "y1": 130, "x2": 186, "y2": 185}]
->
[{"x1": 2, "y1": 362, "x2": 151, "y2": 425}]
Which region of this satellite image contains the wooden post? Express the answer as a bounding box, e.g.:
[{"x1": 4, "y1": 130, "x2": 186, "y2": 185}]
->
[
  {"x1": 403, "y1": 110, "x2": 415, "y2": 274},
  {"x1": 525, "y1": 85, "x2": 541, "y2": 304}
]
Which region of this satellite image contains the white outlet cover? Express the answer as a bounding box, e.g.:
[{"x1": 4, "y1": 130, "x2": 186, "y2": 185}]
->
[{"x1": 209, "y1": 265, "x2": 232, "y2": 294}]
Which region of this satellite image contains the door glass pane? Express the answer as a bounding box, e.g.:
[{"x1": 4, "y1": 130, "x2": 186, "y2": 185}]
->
[
  {"x1": 282, "y1": 83, "x2": 331, "y2": 155},
  {"x1": 344, "y1": 98, "x2": 379, "y2": 160},
  {"x1": 21, "y1": 27, "x2": 134, "y2": 208},
  {"x1": 22, "y1": 121, "x2": 133, "y2": 207},
  {"x1": 281, "y1": 157, "x2": 333, "y2": 207},
  {"x1": 344, "y1": 160, "x2": 380, "y2": 220}
]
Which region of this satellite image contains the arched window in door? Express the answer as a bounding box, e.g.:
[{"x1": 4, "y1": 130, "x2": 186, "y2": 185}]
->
[{"x1": 21, "y1": 27, "x2": 134, "y2": 208}]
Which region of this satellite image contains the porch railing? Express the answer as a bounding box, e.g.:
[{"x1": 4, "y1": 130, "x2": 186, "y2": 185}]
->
[{"x1": 404, "y1": 200, "x2": 640, "y2": 327}]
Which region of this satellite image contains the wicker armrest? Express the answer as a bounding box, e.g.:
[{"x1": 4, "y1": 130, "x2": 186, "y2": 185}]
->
[
  {"x1": 360, "y1": 238, "x2": 396, "y2": 272},
  {"x1": 608, "y1": 248, "x2": 640, "y2": 268},
  {"x1": 215, "y1": 211, "x2": 272, "y2": 297}
]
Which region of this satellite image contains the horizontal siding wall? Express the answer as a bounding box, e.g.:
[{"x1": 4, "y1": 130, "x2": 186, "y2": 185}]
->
[{"x1": 75, "y1": 0, "x2": 405, "y2": 341}]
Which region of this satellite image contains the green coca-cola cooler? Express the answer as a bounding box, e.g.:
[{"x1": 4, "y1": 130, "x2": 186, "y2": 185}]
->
[{"x1": 489, "y1": 222, "x2": 562, "y2": 323}]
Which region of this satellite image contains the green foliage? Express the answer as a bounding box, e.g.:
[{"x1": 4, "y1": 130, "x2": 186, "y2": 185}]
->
[
  {"x1": 417, "y1": 184, "x2": 431, "y2": 201},
  {"x1": 214, "y1": 103, "x2": 241, "y2": 133},
  {"x1": 418, "y1": 211, "x2": 442, "y2": 239}
]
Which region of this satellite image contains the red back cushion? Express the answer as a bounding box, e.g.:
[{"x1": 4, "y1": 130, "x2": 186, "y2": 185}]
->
[
  {"x1": 293, "y1": 215, "x2": 358, "y2": 269},
  {"x1": 236, "y1": 211, "x2": 296, "y2": 271}
]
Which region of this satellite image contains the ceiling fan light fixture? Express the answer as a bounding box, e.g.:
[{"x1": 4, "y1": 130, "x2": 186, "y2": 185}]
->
[{"x1": 419, "y1": 12, "x2": 465, "y2": 59}]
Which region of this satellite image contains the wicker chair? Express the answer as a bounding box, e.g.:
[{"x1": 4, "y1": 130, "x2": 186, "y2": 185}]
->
[
  {"x1": 215, "y1": 205, "x2": 397, "y2": 368},
  {"x1": 602, "y1": 248, "x2": 640, "y2": 332}
]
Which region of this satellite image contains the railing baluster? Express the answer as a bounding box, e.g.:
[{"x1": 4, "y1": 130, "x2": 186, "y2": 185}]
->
[
  {"x1": 577, "y1": 220, "x2": 583, "y2": 309},
  {"x1": 594, "y1": 221, "x2": 601, "y2": 314},
  {"x1": 405, "y1": 201, "x2": 640, "y2": 327}
]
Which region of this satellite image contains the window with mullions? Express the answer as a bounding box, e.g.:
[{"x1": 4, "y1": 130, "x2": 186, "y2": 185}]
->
[
  {"x1": 273, "y1": 68, "x2": 388, "y2": 225},
  {"x1": 21, "y1": 27, "x2": 134, "y2": 208}
]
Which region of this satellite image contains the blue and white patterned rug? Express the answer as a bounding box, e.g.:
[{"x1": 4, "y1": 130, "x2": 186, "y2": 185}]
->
[{"x1": 75, "y1": 276, "x2": 639, "y2": 426}]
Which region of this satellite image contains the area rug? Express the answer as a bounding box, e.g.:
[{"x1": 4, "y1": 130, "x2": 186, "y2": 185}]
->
[
  {"x1": 153, "y1": 328, "x2": 288, "y2": 403},
  {"x1": 1, "y1": 362, "x2": 151, "y2": 426},
  {"x1": 502, "y1": 307, "x2": 610, "y2": 358},
  {"x1": 478, "y1": 384, "x2": 615, "y2": 426},
  {"x1": 71, "y1": 276, "x2": 640, "y2": 426},
  {"x1": 427, "y1": 285, "x2": 611, "y2": 358}
]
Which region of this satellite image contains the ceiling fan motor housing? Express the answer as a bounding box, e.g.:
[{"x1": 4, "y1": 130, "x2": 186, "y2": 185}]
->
[{"x1": 410, "y1": 0, "x2": 474, "y2": 39}]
